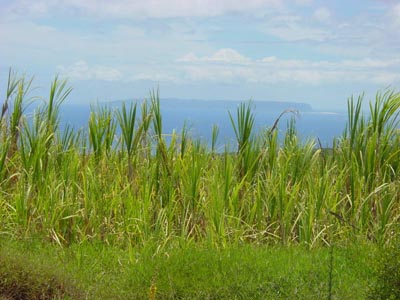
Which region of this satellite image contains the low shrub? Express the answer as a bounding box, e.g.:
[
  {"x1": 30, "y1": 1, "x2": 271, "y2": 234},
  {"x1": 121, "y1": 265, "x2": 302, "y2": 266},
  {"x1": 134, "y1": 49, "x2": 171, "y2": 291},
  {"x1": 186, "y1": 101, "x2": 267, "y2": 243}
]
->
[{"x1": 368, "y1": 233, "x2": 400, "y2": 300}]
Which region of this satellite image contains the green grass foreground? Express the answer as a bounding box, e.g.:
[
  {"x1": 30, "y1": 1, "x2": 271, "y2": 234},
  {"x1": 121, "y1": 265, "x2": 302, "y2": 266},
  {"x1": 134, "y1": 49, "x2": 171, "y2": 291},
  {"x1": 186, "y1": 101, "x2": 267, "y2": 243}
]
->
[
  {"x1": 1, "y1": 70, "x2": 400, "y2": 299},
  {"x1": 0, "y1": 238, "x2": 376, "y2": 300}
]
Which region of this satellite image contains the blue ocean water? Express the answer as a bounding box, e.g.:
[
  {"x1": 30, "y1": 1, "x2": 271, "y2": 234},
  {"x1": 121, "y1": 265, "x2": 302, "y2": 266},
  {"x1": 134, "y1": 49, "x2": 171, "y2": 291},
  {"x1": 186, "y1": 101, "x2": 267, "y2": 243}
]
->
[{"x1": 59, "y1": 99, "x2": 348, "y2": 148}]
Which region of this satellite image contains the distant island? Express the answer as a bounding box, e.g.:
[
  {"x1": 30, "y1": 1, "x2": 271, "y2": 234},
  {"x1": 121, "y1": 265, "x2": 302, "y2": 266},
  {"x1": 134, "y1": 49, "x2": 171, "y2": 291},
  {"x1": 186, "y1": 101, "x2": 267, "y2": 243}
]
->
[
  {"x1": 159, "y1": 98, "x2": 313, "y2": 113},
  {"x1": 104, "y1": 98, "x2": 314, "y2": 113}
]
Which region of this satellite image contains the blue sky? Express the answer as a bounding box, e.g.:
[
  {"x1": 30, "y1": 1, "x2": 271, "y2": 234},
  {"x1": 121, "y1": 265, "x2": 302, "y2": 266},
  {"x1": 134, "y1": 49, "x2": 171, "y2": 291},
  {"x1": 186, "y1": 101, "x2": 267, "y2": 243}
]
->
[{"x1": 1, "y1": 0, "x2": 399, "y2": 110}]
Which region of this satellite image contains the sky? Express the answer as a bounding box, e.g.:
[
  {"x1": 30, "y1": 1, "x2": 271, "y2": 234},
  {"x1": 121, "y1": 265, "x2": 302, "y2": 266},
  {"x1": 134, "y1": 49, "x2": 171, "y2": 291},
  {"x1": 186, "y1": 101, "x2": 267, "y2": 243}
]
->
[{"x1": 1, "y1": 0, "x2": 400, "y2": 110}]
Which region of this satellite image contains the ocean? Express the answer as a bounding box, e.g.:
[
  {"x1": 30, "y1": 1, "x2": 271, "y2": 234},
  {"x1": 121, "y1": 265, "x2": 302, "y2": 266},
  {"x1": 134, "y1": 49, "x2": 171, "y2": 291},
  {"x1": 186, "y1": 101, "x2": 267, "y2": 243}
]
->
[{"x1": 58, "y1": 99, "x2": 348, "y2": 149}]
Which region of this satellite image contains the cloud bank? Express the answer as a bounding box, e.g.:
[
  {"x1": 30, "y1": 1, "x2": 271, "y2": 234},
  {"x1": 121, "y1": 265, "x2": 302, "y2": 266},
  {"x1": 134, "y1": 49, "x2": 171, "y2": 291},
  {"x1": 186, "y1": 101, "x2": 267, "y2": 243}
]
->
[
  {"x1": 58, "y1": 61, "x2": 122, "y2": 81},
  {"x1": 5, "y1": 0, "x2": 283, "y2": 18},
  {"x1": 175, "y1": 49, "x2": 400, "y2": 85}
]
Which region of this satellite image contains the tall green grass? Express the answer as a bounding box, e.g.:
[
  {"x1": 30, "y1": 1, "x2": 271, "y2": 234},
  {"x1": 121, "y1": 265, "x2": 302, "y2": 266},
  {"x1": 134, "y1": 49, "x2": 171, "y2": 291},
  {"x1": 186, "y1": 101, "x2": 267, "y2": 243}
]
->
[
  {"x1": 0, "y1": 238, "x2": 376, "y2": 300},
  {"x1": 0, "y1": 72, "x2": 399, "y2": 247}
]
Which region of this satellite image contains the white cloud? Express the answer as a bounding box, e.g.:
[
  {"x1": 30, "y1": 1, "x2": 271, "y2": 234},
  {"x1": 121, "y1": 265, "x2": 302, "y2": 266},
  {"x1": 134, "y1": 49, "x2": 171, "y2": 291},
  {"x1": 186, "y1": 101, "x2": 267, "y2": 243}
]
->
[
  {"x1": 177, "y1": 48, "x2": 251, "y2": 64},
  {"x1": 314, "y1": 7, "x2": 331, "y2": 22},
  {"x1": 260, "y1": 56, "x2": 277, "y2": 63},
  {"x1": 177, "y1": 53, "x2": 199, "y2": 63},
  {"x1": 393, "y1": 3, "x2": 400, "y2": 16},
  {"x1": 261, "y1": 14, "x2": 332, "y2": 42},
  {"x1": 2, "y1": 0, "x2": 400, "y2": 99},
  {"x1": 371, "y1": 73, "x2": 400, "y2": 84},
  {"x1": 390, "y1": 3, "x2": 400, "y2": 25},
  {"x1": 176, "y1": 49, "x2": 400, "y2": 85},
  {"x1": 6, "y1": 0, "x2": 283, "y2": 19},
  {"x1": 132, "y1": 71, "x2": 180, "y2": 83},
  {"x1": 294, "y1": 0, "x2": 313, "y2": 5},
  {"x1": 58, "y1": 61, "x2": 123, "y2": 81},
  {"x1": 114, "y1": 25, "x2": 146, "y2": 38},
  {"x1": 340, "y1": 58, "x2": 399, "y2": 68},
  {"x1": 265, "y1": 23, "x2": 330, "y2": 42},
  {"x1": 0, "y1": 20, "x2": 80, "y2": 64},
  {"x1": 209, "y1": 48, "x2": 251, "y2": 64}
]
